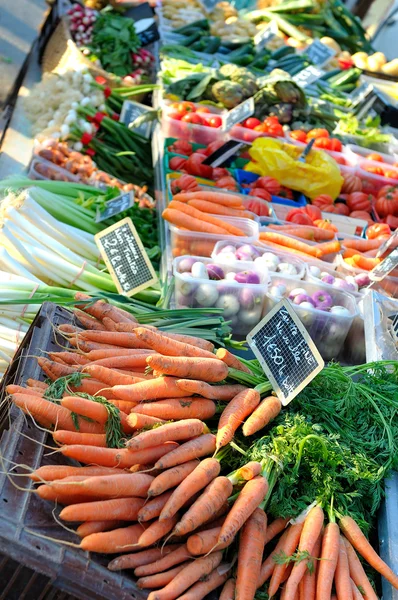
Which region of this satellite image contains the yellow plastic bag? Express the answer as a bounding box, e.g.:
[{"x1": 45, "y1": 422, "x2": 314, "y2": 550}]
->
[{"x1": 245, "y1": 137, "x2": 343, "y2": 200}]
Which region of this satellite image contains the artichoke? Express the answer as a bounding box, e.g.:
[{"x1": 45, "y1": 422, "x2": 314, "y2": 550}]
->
[
  {"x1": 218, "y1": 64, "x2": 242, "y2": 80},
  {"x1": 212, "y1": 80, "x2": 244, "y2": 108},
  {"x1": 253, "y1": 72, "x2": 307, "y2": 122},
  {"x1": 268, "y1": 103, "x2": 294, "y2": 124},
  {"x1": 274, "y1": 81, "x2": 304, "y2": 105}
]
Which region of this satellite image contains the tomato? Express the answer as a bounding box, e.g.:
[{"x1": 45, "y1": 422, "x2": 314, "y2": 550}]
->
[
  {"x1": 248, "y1": 188, "x2": 272, "y2": 201},
  {"x1": 212, "y1": 167, "x2": 229, "y2": 181},
  {"x1": 303, "y1": 205, "x2": 322, "y2": 221},
  {"x1": 366, "y1": 223, "x2": 391, "y2": 239},
  {"x1": 347, "y1": 192, "x2": 372, "y2": 213},
  {"x1": 365, "y1": 166, "x2": 385, "y2": 175},
  {"x1": 290, "y1": 130, "x2": 307, "y2": 143},
  {"x1": 375, "y1": 192, "x2": 398, "y2": 217},
  {"x1": 168, "y1": 111, "x2": 184, "y2": 121},
  {"x1": 314, "y1": 219, "x2": 338, "y2": 232},
  {"x1": 181, "y1": 113, "x2": 203, "y2": 125},
  {"x1": 333, "y1": 155, "x2": 346, "y2": 165},
  {"x1": 169, "y1": 156, "x2": 187, "y2": 171},
  {"x1": 245, "y1": 198, "x2": 270, "y2": 217},
  {"x1": 307, "y1": 128, "x2": 330, "y2": 140},
  {"x1": 314, "y1": 137, "x2": 332, "y2": 150},
  {"x1": 312, "y1": 194, "x2": 335, "y2": 210},
  {"x1": 329, "y1": 138, "x2": 342, "y2": 152},
  {"x1": 215, "y1": 176, "x2": 238, "y2": 191},
  {"x1": 168, "y1": 140, "x2": 193, "y2": 156},
  {"x1": 367, "y1": 153, "x2": 383, "y2": 162},
  {"x1": 178, "y1": 101, "x2": 196, "y2": 113},
  {"x1": 341, "y1": 174, "x2": 362, "y2": 194},
  {"x1": 243, "y1": 117, "x2": 262, "y2": 129},
  {"x1": 289, "y1": 212, "x2": 314, "y2": 226},
  {"x1": 184, "y1": 153, "x2": 213, "y2": 179},
  {"x1": 266, "y1": 123, "x2": 284, "y2": 137},
  {"x1": 384, "y1": 170, "x2": 398, "y2": 180},
  {"x1": 333, "y1": 203, "x2": 350, "y2": 216},
  {"x1": 196, "y1": 106, "x2": 211, "y2": 113},
  {"x1": 170, "y1": 174, "x2": 199, "y2": 195},
  {"x1": 254, "y1": 124, "x2": 268, "y2": 133},
  {"x1": 207, "y1": 115, "x2": 222, "y2": 128},
  {"x1": 349, "y1": 210, "x2": 375, "y2": 224},
  {"x1": 264, "y1": 116, "x2": 280, "y2": 124},
  {"x1": 204, "y1": 140, "x2": 226, "y2": 156},
  {"x1": 278, "y1": 186, "x2": 294, "y2": 199},
  {"x1": 378, "y1": 185, "x2": 398, "y2": 199},
  {"x1": 256, "y1": 176, "x2": 280, "y2": 196}
]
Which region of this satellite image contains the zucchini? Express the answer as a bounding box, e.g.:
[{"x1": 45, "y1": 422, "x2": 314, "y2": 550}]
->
[
  {"x1": 174, "y1": 20, "x2": 209, "y2": 34},
  {"x1": 271, "y1": 46, "x2": 296, "y2": 60},
  {"x1": 206, "y1": 37, "x2": 221, "y2": 53},
  {"x1": 265, "y1": 0, "x2": 315, "y2": 13},
  {"x1": 338, "y1": 83, "x2": 356, "y2": 93},
  {"x1": 180, "y1": 31, "x2": 202, "y2": 47},
  {"x1": 288, "y1": 61, "x2": 310, "y2": 76},
  {"x1": 319, "y1": 68, "x2": 342, "y2": 81},
  {"x1": 329, "y1": 68, "x2": 361, "y2": 88}
]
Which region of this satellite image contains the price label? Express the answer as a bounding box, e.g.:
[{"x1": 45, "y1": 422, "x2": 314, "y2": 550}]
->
[
  {"x1": 223, "y1": 98, "x2": 254, "y2": 132},
  {"x1": 95, "y1": 217, "x2": 158, "y2": 297},
  {"x1": 247, "y1": 299, "x2": 324, "y2": 405},
  {"x1": 293, "y1": 65, "x2": 325, "y2": 88},
  {"x1": 202, "y1": 140, "x2": 244, "y2": 168},
  {"x1": 350, "y1": 82, "x2": 374, "y2": 106},
  {"x1": 120, "y1": 100, "x2": 153, "y2": 138},
  {"x1": 306, "y1": 39, "x2": 336, "y2": 67},
  {"x1": 254, "y1": 21, "x2": 279, "y2": 51},
  {"x1": 123, "y1": 2, "x2": 160, "y2": 45},
  {"x1": 369, "y1": 247, "x2": 398, "y2": 281},
  {"x1": 376, "y1": 229, "x2": 398, "y2": 258},
  {"x1": 95, "y1": 191, "x2": 134, "y2": 223}
]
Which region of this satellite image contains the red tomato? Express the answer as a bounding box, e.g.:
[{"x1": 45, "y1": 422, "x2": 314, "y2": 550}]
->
[
  {"x1": 248, "y1": 188, "x2": 272, "y2": 201},
  {"x1": 178, "y1": 101, "x2": 196, "y2": 113},
  {"x1": 266, "y1": 123, "x2": 284, "y2": 137},
  {"x1": 384, "y1": 170, "x2": 398, "y2": 180},
  {"x1": 307, "y1": 128, "x2": 330, "y2": 139},
  {"x1": 196, "y1": 106, "x2": 211, "y2": 113},
  {"x1": 168, "y1": 111, "x2": 184, "y2": 121},
  {"x1": 329, "y1": 138, "x2": 342, "y2": 152},
  {"x1": 204, "y1": 140, "x2": 226, "y2": 156},
  {"x1": 168, "y1": 140, "x2": 193, "y2": 156},
  {"x1": 312, "y1": 194, "x2": 335, "y2": 210},
  {"x1": 288, "y1": 211, "x2": 313, "y2": 226},
  {"x1": 366, "y1": 223, "x2": 391, "y2": 239},
  {"x1": 303, "y1": 205, "x2": 322, "y2": 221},
  {"x1": 243, "y1": 117, "x2": 262, "y2": 129},
  {"x1": 182, "y1": 113, "x2": 203, "y2": 125},
  {"x1": 333, "y1": 203, "x2": 350, "y2": 216},
  {"x1": 207, "y1": 116, "x2": 222, "y2": 128},
  {"x1": 365, "y1": 166, "x2": 384, "y2": 176},
  {"x1": 314, "y1": 137, "x2": 332, "y2": 150},
  {"x1": 254, "y1": 124, "x2": 268, "y2": 133},
  {"x1": 169, "y1": 156, "x2": 187, "y2": 171},
  {"x1": 264, "y1": 116, "x2": 280, "y2": 124},
  {"x1": 290, "y1": 130, "x2": 307, "y2": 143},
  {"x1": 184, "y1": 153, "x2": 213, "y2": 179},
  {"x1": 171, "y1": 175, "x2": 199, "y2": 195},
  {"x1": 212, "y1": 167, "x2": 229, "y2": 181},
  {"x1": 256, "y1": 176, "x2": 280, "y2": 196},
  {"x1": 367, "y1": 153, "x2": 383, "y2": 162},
  {"x1": 245, "y1": 198, "x2": 270, "y2": 217}
]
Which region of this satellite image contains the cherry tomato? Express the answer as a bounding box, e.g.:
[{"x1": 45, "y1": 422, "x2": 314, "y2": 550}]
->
[
  {"x1": 254, "y1": 124, "x2": 268, "y2": 133},
  {"x1": 178, "y1": 101, "x2": 196, "y2": 113},
  {"x1": 264, "y1": 116, "x2": 280, "y2": 124},
  {"x1": 367, "y1": 153, "x2": 383, "y2": 162},
  {"x1": 243, "y1": 117, "x2": 262, "y2": 129},
  {"x1": 365, "y1": 166, "x2": 384, "y2": 176},
  {"x1": 181, "y1": 113, "x2": 203, "y2": 125},
  {"x1": 196, "y1": 106, "x2": 211, "y2": 113},
  {"x1": 207, "y1": 115, "x2": 222, "y2": 128},
  {"x1": 384, "y1": 170, "x2": 398, "y2": 180},
  {"x1": 168, "y1": 111, "x2": 184, "y2": 121},
  {"x1": 290, "y1": 130, "x2": 307, "y2": 143},
  {"x1": 314, "y1": 137, "x2": 332, "y2": 150},
  {"x1": 307, "y1": 128, "x2": 330, "y2": 140},
  {"x1": 266, "y1": 123, "x2": 284, "y2": 137},
  {"x1": 329, "y1": 138, "x2": 342, "y2": 152}
]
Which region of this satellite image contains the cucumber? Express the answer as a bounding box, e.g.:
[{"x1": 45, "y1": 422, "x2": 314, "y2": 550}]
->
[
  {"x1": 319, "y1": 68, "x2": 342, "y2": 81},
  {"x1": 288, "y1": 61, "x2": 310, "y2": 76},
  {"x1": 271, "y1": 46, "x2": 296, "y2": 60},
  {"x1": 329, "y1": 68, "x2": 361, "y2": 88},
  {"x1": 179, "y1": 31, "x2": 202, "y2": 47},
  {"x1": 174, "y1": 20, "x2": 209, "y2": 34}
]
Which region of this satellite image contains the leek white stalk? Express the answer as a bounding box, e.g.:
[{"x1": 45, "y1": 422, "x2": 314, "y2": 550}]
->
[
  {"x1": 0, "y1": 317, "x2": 29, "y2": 332},
  {"x1": 0, "y1": 324, "x2": 26, "y2": 343},
  {"x1": 0, "y1": 248, "x2": 42, "y2": 283}
]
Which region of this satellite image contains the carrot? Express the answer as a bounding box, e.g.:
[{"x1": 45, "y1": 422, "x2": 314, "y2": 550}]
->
[
  {"x1": 352, "y1": 254, "x2": 381, "y2": 271},
  {"x1": 177, "y1": 566, "x2": 230, "y2": 600},
  {"x1": 314, "y1": 240, "x2": 341, "y2": 258},
  {"x1": 60, "y1": 396, "x2": 132, "y2": 435},
  {"x1": 138, "y1": 514, "x2": 179, "y2": 548},
  {"x1": 257, "y1": 530, "x2": 290, "y2": 588},
  {"x1": 53, "y1": 430, "x2": 107, "y2": 447},
  {"x1": 236, "y1": 461, "x2": 262, "y2": 481},
  {"x1": 138, "y1": 491, "x2": 175, "y2": 522},
  {"x1": 268, "y1": 224, "x2": 335, "y2": 241},
  {"x1": 86, "y1": 348, "x2": 154, "y2": 361},
  {"x1": 7, "y1": 385, "x2": 44, "y2": 397},
  {"x1": 284, "y1": 506, "x2": 324, "y2": 598},
  {"x1": 169, "y1": 200, "x2": 245, "y2": 236},
  {"x1": 236, "y1": 508, "x2": 268, "y2": 600},
  {"x1": 135, "y1": 544, "x2": 192, "y2": 577},
  {"x1": 133, "y1": 328, "x2": 215, "y2": 359},
  {"x1": 351, "y1": 579, "x2": 366, "y2": 600},
  {"x1": 148, "y1": 460, "x2": 199, "y2": 497},
  {"x1": 49, "y1": 351, "x2": 90, "y2": 365},
  {"x1": 340, "y1": 515, "x2": 398, "y2": 589},
  {"x1": 127, "y1": 413, "x2": 166, "y2": 429},
  {"x1": 242, "y1": 396, "x2": 282, "y2": 436},
  {"x1": 37, "y1": 357, "x2": 80, "y2": 380},
  {"x1": 81, "y1": 523, "x2": 148, "y2": 553},
  {"x1": 146, "y1": 355, "x2": 228, "y2": 383},
  {"x1": 173, "y1": 476, "x2": 233, "y2": 537},
  {"x1": 343, "y1": 238, "x2": 384, "y2": 251},
  {"x1": 36, "y1": 475, "x2": 101, "y2": 504},
  {"x1": 30, "y1": 465, "x2": 128, "y2": 482},
  {"x1": 146, "y1": 551, "x2": 223, "y2": 600},
  {"x1": 88, "y1": 355, "x2": 153, "y2": 369},
  {"x1": 173, "y1": 191, "x2": 243, "y2": 208},
  {"x1": 61, "y1": 442, "x2": 178, "y2": 469},
  {"x1": 175, "y1": 380, "x2": 246, "y2": 401},
  {"x1": 26, "y1": 378, "x2": 47, "y2": 389},
  {"x1": 154, "y1": 434, "x2": 217, "y2": 470},
  {"x1": 262, "y1": 518, "x2": 289, "y2": 546},
  {"x1": 268, "y1": 523, "x2": 305, "y2": 597},
  {"x1": 102, "y1": 316, "x2": 118, "y2": 331},
  {"x1": 215, "y1": 348, "x2": 252, "y2": 374},
  {"x1": 107, "y1": 546, "x2": 180, "y2": 571},
  {"x1": 107, "y1": 399, "x2": 137, "y2": 413},
  {"x1": 344, "y1": 538, "x2": 378, "y2": 600},
  {"x1": 218, "y1": 476, "x2": 269, "y2": 547},
  {"x1": 162, "y1": 208, "x2": 230, "y2": 235},
  {"x1": 78, "y1": 329, "x2": 149, "y2": 349},
  {"x1": 69, "y1": 379, "x2": 117, "y2": 399},
  {"x1": 10, "y1": 393, "x2": 104, "y2": 434},
  {"x1": 187, "y1": 199, "x2": 249, "y2": 218},
  {"x1": 335, "y1": 535, "x2": 353, "y2": 600},
  {"x1": 130, "y1": 398, "x2": 216, "y2": 421},
  {"x1": 115, "y1": 323, "x2": 214, "y2": 352},
  {"x1": 74, "y1": 293, "x2": 137, "y2": 324},
  {"x1": 77, "y1": 520, "x2": 123, "y2": 538},
  {"x1": 216, "y1": 388, "x2": 260, "y2": 450},
  {"x1": 113, "y1": 378, "x2": 195, "y2": 403},
  {"x1": 82, "y1": 365, "x2": 140, "y2": 386},
  {"x1": 160, "y1": 458, "x2": 220, "y2": 522},
  {"x1": 75, "y1": 309, "x2": 106, "y2": 330},
  {"x1": 259, "y1": 232, "x2": 319, "y2": 257},
  {"x1": 316, "y1": 522, "x2": 339, "y2": 600},
  {"x1": 187, "y1": 527, "x2": 224, "y2": 555},
  {"x1": 127, "y1": 419, "x2": 205, "y2": 452},
  {"x1": 60, "y1": 497, "x2": 145, "y2": 522},
  {"x1": 220, "y1": 578, "x2": 236, "y2": 600},
  {"x1": 137, "y1": 563, "x2": 190, "y2": 589}
]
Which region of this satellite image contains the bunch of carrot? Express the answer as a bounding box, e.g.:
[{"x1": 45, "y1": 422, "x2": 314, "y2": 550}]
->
[
  {"x1": 267, "y1": 224, "x2": 336, "y2": 243},
  {"x1": 259, "y1": 231, "x2": 341, "y2": 260}
]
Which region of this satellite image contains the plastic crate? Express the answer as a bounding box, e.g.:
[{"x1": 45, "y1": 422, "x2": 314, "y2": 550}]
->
[
  {"x1": 0, "y1": 303, "x2": 146, "y2": 600},
  {"x1": 234, "y1": 169, "x2": 307, "y2": 207}
]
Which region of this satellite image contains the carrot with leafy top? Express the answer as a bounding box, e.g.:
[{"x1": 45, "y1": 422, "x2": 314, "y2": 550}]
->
[
  {"x1": 153, "y1": 433, "x2": 217, "y2": 470},
  {"x1": 242, "y1": 396, "x2": 282, "y2": 436},
  {"x1": 169, "y1": 200, "x2": 245, "y2": 236},
  {"x1": 215, "y1": 348, "x2": 252, "y2": 374},
  {"x1": 130, "y1": 398, "x2": 216, "y2": 421},
  {"x1": 127, "y1": 419, "x2": 206, "y2": 452},
  {"x1": 216, "y1": 388, "x2": 260, "y2": 451},
  {"x1": 236, "y1": 508, "x2": 268, "y2": 600},
  {"x1": 162, "y1": 208, "x2": 230, "y2": 235},
  {"x1": 176, "y1": 380, "x2": 246, "y2": 401},
  {"x1": 146, "y1": 355, "x2": 228, "y2": 382}
]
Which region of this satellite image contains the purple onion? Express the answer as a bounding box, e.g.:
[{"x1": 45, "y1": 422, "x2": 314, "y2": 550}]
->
[
  {"x1": 289, "y1": 287, "x2": 306, "y2": 300},
  {"x1": 219, "y1": 244, "x2": 237, "y2": 254},
  {"x1": 239, "y1": 288, "x2": 260, "y2": 310},
  {"x1": 294, "y1": 294, "x2": 316, "y2": 307},
  {"x1": 176, "y1": 293, "x2": 193, "y2": 307},
  {"x1": 178, "y1": 257, "x2": 196, "y2": 273},
  {"x1": 235, "y1": 271, "x2": 260, "y2": 284},
  {"x1": 321, "y1": 273, "x2": 335, "y2": 285},
  {"x1": 236, "y1": 244, "x2": 261, "y2": 260},
  {"x1": 333, "y1": 278, "x2": 355, "y2": 292},
  {"x1": 354, "y1": 273, "x2": 371, "y2": 288},
  {"x1": 206, "y1": 264, "x2": 225, "y2": 280},
  {"x1": 312, "y1": 290, "x2": 333, "y2": 310}
]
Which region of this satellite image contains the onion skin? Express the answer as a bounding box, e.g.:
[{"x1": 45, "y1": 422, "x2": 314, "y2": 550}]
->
[
  {"x1": 179, "y1": 257, "x2": 197, "y2": 273},
  {"x1": 235, "y1": 271, "x2": 261, "y2": 284},
  {"x1": 312, "y1": 290, "x2": 333, "y2": 310},
  {"x1": 321, "y1": 273, "x2": 336, "y2": 285},
  {"x1": 293, "y1": 294, "x2": 316, "y2": 307},
  {"x1": 207, "y1": 264, "x2": 225, "y2": 280}
]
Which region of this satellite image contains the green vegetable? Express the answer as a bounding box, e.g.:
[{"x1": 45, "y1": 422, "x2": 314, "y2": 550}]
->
[
  {"x1": 174, "y1": 19, "x2": 209, "y2": 34},
  {"x1": 212, "y1": 80, "x2": 245, "y2": 108}
]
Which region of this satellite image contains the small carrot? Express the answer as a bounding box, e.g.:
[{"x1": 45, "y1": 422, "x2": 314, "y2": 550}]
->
[
  {"x1": 344, "y1": 538, "x2": 378, "y2": 600},
  {"x1": 40, "y1": 472, "x2": 154, "y2": 501},
  {"x1": 137, "y1": 563, "x2": 190, "y2": 589},
  {"x1": 268, "y1": 523, "x2": 305, "y2": 597},
  {"x1": 78, "y1": 329, "x2": 148, "y2": 349},
  {"x1": 335, "y1": 535, "x2": 353, "y2": 600},
  {"x1": 127, "y1": 419, "x2": 205, "y2": 452},
  {"x1": 154, "y1": 434, "x2": 217, "y2": 470},
  {"x1": 60, "y1": 497, "x2": 145, "y2": 522},
  {"x1": 74, "y1": 293, "x2": 138, "y2": 324},
  {"x1": 343, "y1": 238, "x2": 384, "y2": 251},
  {"x1": 169, "y1": 200, "x2": 245, "y2": 236},
  {"x1": 113, "y1": 378, "x2": 194, "y2": 403},
  {"x1": 146, "y1": 355, "x2": 228, "y2": 383},
  {"x1": 162, "y1": 208, "x2": 230, "y2": 235},
  {"x1": 172, "y1": 191, "x2": 243, "y2": 208},
  {"x1": 26, "y1": 379, "x2": 47, "y2": 389},
  {"x1": 137, "y1": 514, "x2": 179, "y2": 547},
  {"x1": 187, "y1": 199, "x2": 248, "y2": 218},
  {"x1": 148, "y1": 460, "x2": 199, "y2": 497},
  {"x1": 60, "y1": 396, "x2": 132, "y2": 435},
  {"x1": 159, "y1": 458, "x2": 221, "y2": 521},
  {"x1": 268, "y1": 224, "x2": 334, "y2": 242},
  {"x1": 81, "y1": 523, "x2": 148, "y2": 553},
  {"x1": 340, "y1": 516, "x2": 398, "y2": 589},
  {"x1": 242, "y1": 396, "x2": 282, "y2": 436},
  {"x1": 115, "y1": 323, "x2": 214, "y2": 352},
  {"x1": 352, "y1": 254, "x2": 381, "y2": 271},
  {"x1": 88, "y1": 355, "x2": 153, "y2": 369},
  {"x1": 216, "y1": 388, "x2": 260, "y2": 450},
  {"x1": 177, "y1": 565, "x2": 230, "y2": 600},
  {"x1": 82, "y1": 365, "x2": 140, "y2": 386},
  {"x1": 133, "y1": 328, "x2": 215, "y2": 359},
  {"x1": 316, "y1": 522, "x2": 340, "y2": 600},
  {"x1": 130, "y1": 398, "x2": 216, "y2": 421},
  {"x1": 257, "y1": 530, "x2": 290, "y2": 588},
  {"x1": 218, "y1": 476, "x2": 269, "y2": 547},
  {"x1": 75, "y1": 309, "x2": 106, "y2": 331},
  {"x1": 314, "y1": 240, "x2": 341, "y2": 258},
  {"x1": 37, "y1": 357, "x2": 80, "y2": 380},
  {"x1": 215, "y1": 348, "x2": 252, "y2": 374},
  {"x1": 175, "y1": 380, "x2": 246, "y2": 401},
  {"x1": 53, "y1": 430, "x2": 107, "y2": 447},
  {"x1": 107, "y1": 545, "x2": 180, "y2": 571},
  {"x1": 77, "y1": 520, "x2": 122, "y2": 538},
  {"x1": 351, "y1": 578, "x2": 366, "y2": 600},
  {"x1": 187, "y1": 527, "x2": 224, "y2": 555},
  {"x1": 60, "y1": 442, "x2": 178, "y2": 469},
  {"x1": 146, "y1": 551, "x2": 224, "y2": 600},
  {"x1": 220, "y1": 578, "x2": 236, "y2": 600},
  {"x1": 134, "y1": 544, "x2": 192, "y2": 577},
  {"x1": 107, "y1": 399, "x2": 137, "y2": 413},
  {"x1": 85, "y1": 348, "x2": 154, "y2": 361},
  {"x1": 259, "y1": 232, "x2": 319, "y2": 257},
  {"x1": 127, "y1": 413, "x2": 166, "y2": 429},
  {"x1": 172, "y1": 476, "x2": 233, "y2": 537},
  {"x1": 236, "y1": 508, "x2": 268, "y2": 600},
  {"x1": 138, "y1": 491, "x2": 175, "y2": 522},
  {"x1": 49, "y1": 351, "x2": 90, "y2": 366},
  {"x1": 30, "y1": 465, "x2": 127, "y2": 482},
  {"x1": 299, "y1": 532, "x2": 321, "y2": 600}
]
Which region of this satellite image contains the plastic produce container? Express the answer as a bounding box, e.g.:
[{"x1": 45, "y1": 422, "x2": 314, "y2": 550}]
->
[
  {"x1": 162, "y1": 106, "x2": 227, "y2": 146},
  {"x1": 264, "y1": 275, "x2": 358, "y2": 360},
  {"x1": 28, "y1": 158, "x2": 81, "y2": 183},
  {"x1": 305, "y1": 262, "x2": 362, "y2": 298},
  {"x1": 173, "y1": 255, "x2": 269, "y2": 336},
  {"x1": 234, "y1": 169, "x2": 307, "y2": 207},
  {"x1": 345, "y1": 143, "x2": 398, "y2": 166},
  {"x1": 357, "y1": 160, "x2": 398, "y2": 193},
  {"x1": 259, "y1": 224, "x2": 340, "y2": 264},
  {"x1": 212, "y1": 239, "x2": 306, "y2": 279},
  {"x1": 284, "y1": 132, "x2": 346, "y2": 164},
  {"x1": 335, "y1": 254, "x2": 398, "y2": 299},
  {"x1": 230, "y1": 125, "x2": 285, "y2": 145},
  {"x1": 169, "y1": 216, "x2": 259, "y2": 258}
]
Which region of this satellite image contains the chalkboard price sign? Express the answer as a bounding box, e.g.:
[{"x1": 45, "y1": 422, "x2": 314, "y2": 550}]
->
[
  {"x1": 95, "y1": 191, "x2": 134, "y2": 223},
  {"x1": 370, "y1": 247, "x2": 398, "y2": 281},
  {"x1": 223, "y1": 98, "x2": 255, "y2": 131},
  {"x1": 293, "y1": 65, "x2": 325, "y2": 88},
  {"x1": 95, "y1": 217, "x2": 158, "y2": 297},
  {"x1": 391, "y1": 313, "x2": 398, "y2": 344},
  {"x1": 306, "y1": 39, "x2": 336, "y2": 66},
  {"x1": 202, "y1": 140, "x2": 244, "y2": 167},
  {"x1": 247, "y1": 299, "x2": 324, "y2": 405},
  {"x1": 123, "y1": 2, "x2": 160, "y2": 46},
  {"x1": 120, "y1": 100, "x2": 153, "y2": 138}
]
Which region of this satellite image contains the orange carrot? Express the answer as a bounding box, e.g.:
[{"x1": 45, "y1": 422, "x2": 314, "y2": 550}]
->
[
  {"x1": 37, "y1": 357, "x2": 80, "y2": 380},
  {"x1": 169, "y1": 200, "x2": 245, "y2": 236},
  {"x1": 187, "y1": 199, "x2": 249, "y2": 218},
  {"x1": 335, "y1": 535, "x2": 353, "y2": 600},
  {"x1": 215, "y1": 348, "x2": 252, "y2": 374},
  {"x1": 175, "y1": 380, "x2": 246, "y2": 401},
  {"x1": 146, "y1": 355, "x2": 228, "y2": 383},
  {"x1": 314, "y1": 240, "x2": 341, "y2": 258},
  {"x1": 138, "y1": 514, "x2": 179, "y2": 547},
  {"x1": 162, "y1": 208, "x2": 230, "y2": 235},
  {"x1": 107, "y1": 545, "x2": 180, "y2": 571},
  {"x1": 133, "y1": 328, "x2": 215, "y2": 359},
  {"x1": 146, "y1": 551, "x2": 223, "y2": 600},
  {"x1": 77, "y1": 520, "x2": 122, "y2": 538},
  {"x1": 173, "y1": 191, "x2": 243, "y2": 208},
  {"x1": 7, "y1": 385, "x2": 43, "y2": 397},
  {"x1": 127, "y1": 419, "x2": 205, "y2": 452},
  {"x1": 60, "y1": 442, "x2": 178, "y2": 469},
  {"x1": 343, "y1": 238, "x2": 384, "y2": 251},
  {"x1": 60, "y1": 497, "x2": 145, "y2": 522},
  {"x1": 220, "y1": 578, "x2": 236, "y2": 600},
  {"x1": 148, "y1": 461, "x2": 199, "y2": 498},
  {"x1": 177, "y1": 566, "x2": 230, "y2": 600},
  {"x1": 86, "y1": 348, "x2": 154, "y2": 360},
  {"x1": 41, "y1": 472, "x2": 154, "y2": 501},
  {"x1": 26, "y1": 379, "x2": 47, "y2": 389},
  {"x1": 127, "y1": 413, "x2": 166, "y2": 429},
  {"x1": 82, "y1": 365, "x2": 140, "y2": 386},
  {"x1": 237, "y1": 461, "x2": 262, "y2": 481},
  {"x1": 114, "y1": 323, "x2": 214, "y2": 352},
  {"x1": 154, "y1": 434, "x2": 217, "y2": 470},
  {"x1": 78, "y1": 329, "x2": 149, "y2": 349},
  {"x1": 60, "y1": 396, "x2": 132, "y2": 435},
  {"x1": 340, "y1": 516, "x2": 398, "y2": 589},
  {"x1": 130, "y1": 398, "x2": 216, "y2": 421},
  {"x1": 344, "y1": 538, "x2": 378, "y2": 600},
  {"x1": 219, "y1": 476, "x2": 269, "y2": 547},
  {"x1": 74, "y1": 293, "x2": 137, "y2": 324},
  {"x1": 138, "y1": 491, "x2": 175, "y2": 522},
  {"x1": 187, "y1": 527, "x2": 224, "y2": 555},
  {"x1": 259, "y1": 232, "x2": 319, "y2": 257},
  {"x1": 216, "y1": 388, "x2": 260, "y2": 450},
  {"x1": 242, "y1": 396, "x2": 282, "y2": 436},
  {"x1": 113, "y1": 378, "x2": 195, "y2": 403},
  {"x1": 299, "y1": 532, "x2": 321, "y2": 600},
  {"x1": 268, "y1": 523, "x2": 305, "y2": 597},
  {"x1": 268, "y1": 224, "x2": 334, "y2": 241},
  {"x1": 316, "y1": 522, "x2": 339, "y2": 600},
  {"x1": 81, "y1": 523, "x2": 148, "y2": 553},
  {"x1": 351, "y1": 579, "x2": 366, "y2": 600},
  {"x1": 107, "y1": 399, "x2": 137, "y2": 413},
  {"x1": 173, "y1": 476, "x2": 233, "y2": 537},
  {"x1": 49, "y1": 351, "x2": 90, "y2": 365},
  {"x1": 352, "y1": 255, "x2": 381, "y2": 271},
  {"x1": 137, "y1": 563, "x2": 190, "y2": 589},
  {"x1": 30, "y1": 465, "x2": 128, "y2": 482},
  {"x1": 88, "y1": 355, "x2": 153, "y2": 369},
  {"x1": 53, "y1": 430, "x2": 107, "y2": 447},
  {"x1": 257, "y1": 529, "x2": 290, "y2": 588},
  {"x1": 75, "y1": 309, "x2": 106, "y2": 330},
  {"x1": 236, "y1": 508, "x2": 268, "y2": 600},
  {"x1": 135, "y1": 544, "x2": 192, "y2": 577}
]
